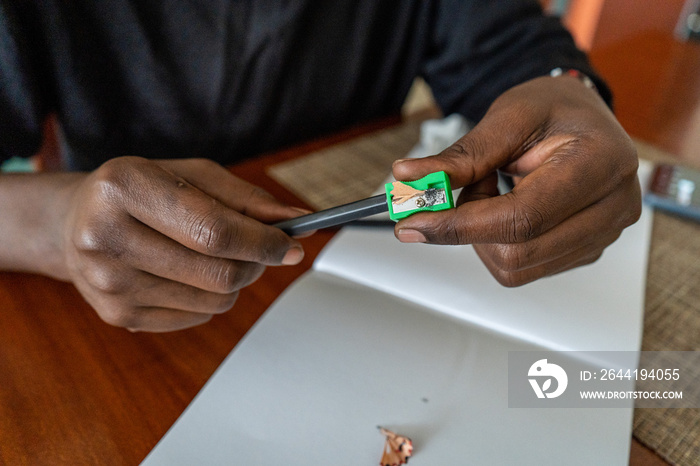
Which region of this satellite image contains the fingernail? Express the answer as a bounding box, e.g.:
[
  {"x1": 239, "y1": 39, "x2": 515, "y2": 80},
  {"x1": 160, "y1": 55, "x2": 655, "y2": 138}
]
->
[
  {"x1": 397, "y1": 229, "x2": 426, "y2": 243},
  {"x1": 291, "y1": 207, "x2": 313, "y2": 216},
  {"x1": 392, "y1": 158, "x2": 410, "y2": 168},
  {"x1": 293, "y1": 229, "x2": 317, "y2": 239},
  {"x1": 282, "y1": 246, "x2": 304, "y2": 265}
]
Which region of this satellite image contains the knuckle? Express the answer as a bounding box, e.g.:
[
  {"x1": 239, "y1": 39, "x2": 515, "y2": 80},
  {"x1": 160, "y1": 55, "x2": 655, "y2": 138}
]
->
[
  {"x1": 628, "y1": 202, "x2": 642, "y2": 227},
  {"x1": 92, "y1": 157, "x2": 143, "y2": 199},
  {"x1": 571, "y1": 251, "x2": 605, "y2": 272},
  {"x1": 584, "y1": 252, "x2": 604, "y2": 266},
  {"x1": 212, "y1": 291, "x2": 239, "y2": 314},
  {"x1": 255, "y1": 231, "x2": 293, "y2": 264},
  {"x1": 99, "y1": 306, "x2": 138, "y2": 329},
  {"x1": 72, "y1": 221, "x2": 126, "y2": 261},
  {"x1": 406, "y1": 212, "x2": 469, "y2": 246},
  {"x1": 242, "y1": 262, "x2": 266, "y2": 285},
  {"x1": 606, "y1": 137, "x2": 639, "y2": 186},
  {"x1": 192, "y1": 157, "x2": 222, "y2": 171},
  {"x1": 441, "y1": 139, "x2": 479, "y2": 178},
  {"x1": 623, "y1": 189, "x2": 643, "y2": 228},
  {"x1": 506, "y1": 197, "x2": 546, "y2": 242},
  {"x1": 83, "y1": 265, "x2": 128, "y2": 294},
  {"x1": 618, "y1": 204, "x2": 641, "y2": 231},
  {"x1": 213, "y1": 263, "x2": 242, "y2": 293},
  {"x1": 618, "y1": 138, "x2": 639, "y2": 172},
  {"x1": 591, "y1": 251, "x2": 605, "y2": 264},
  {"x1": 611, "y1": 181, "x2": 642, "y2": 231},
  {"x1": 430, "y1": 223, "x2": 466, "y2": 245},
  {"x1": 189, "y1": 212, "x2": 235, "y2": 256},
  {"x1": 492, "y1": 269, "x2": 527, "y2": 288},
  {"x1": 597, "y1": 229, "x2": 622, "y2": 253},
  {"x1": 72, "y1": 224, "x2": 106, "y2": 254},
  {"x1": 491, "y1": 243, "x2": 527, "y2": 273},
  {"x1": 213, "y1": 263, "x2": 243, "y2": 293},
  {"x1": 206, "y1": 261, "x2": 265, "y2": 294},
  {"x1": 621, "y1": 153, "x2": 640, "y2": 178}
]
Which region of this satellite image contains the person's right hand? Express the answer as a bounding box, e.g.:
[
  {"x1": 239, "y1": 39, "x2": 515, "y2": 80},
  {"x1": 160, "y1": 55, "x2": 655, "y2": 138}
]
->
[{"x1": 61, "y1": 157, "x2": 305, "y2": 332}]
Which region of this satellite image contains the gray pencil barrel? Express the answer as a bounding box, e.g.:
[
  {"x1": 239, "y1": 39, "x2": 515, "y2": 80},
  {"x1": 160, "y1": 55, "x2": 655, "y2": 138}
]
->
[{"x1": 273, "y1": 194, "x2": 389, "y2": 236}]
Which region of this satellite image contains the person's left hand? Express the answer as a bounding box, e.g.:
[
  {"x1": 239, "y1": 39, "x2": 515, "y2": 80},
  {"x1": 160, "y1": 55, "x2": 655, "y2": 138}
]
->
[{"x1": 392, "y1": 74, "x2": 642, "y2": 286}]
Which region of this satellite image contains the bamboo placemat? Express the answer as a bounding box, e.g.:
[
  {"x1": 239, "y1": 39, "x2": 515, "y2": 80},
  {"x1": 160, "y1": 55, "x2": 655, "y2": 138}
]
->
[
  {"x1": 267, "y1": 121, "x2": 421, "y2": 209},
  {"x1": 268, "y1": 125, "x2": 700, "y2": 466},
  {"x1": 633, "y1": 208, "x2": 700, "y2": 466}
]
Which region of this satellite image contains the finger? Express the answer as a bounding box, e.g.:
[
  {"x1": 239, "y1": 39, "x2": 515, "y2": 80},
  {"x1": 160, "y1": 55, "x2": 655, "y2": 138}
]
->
[
  {"x1": 108, "y1": 216, "x2": 266, "y2": 293},
  {"x1": 74, "y1": 273, "x2": 218, "y2": 331},
  {"x1": 72, "y1": 255, "x2": 242, "y2": 313},
  {"x1": 396, "y1": 159, "x2": 640, "y2": 245},
  {"x1": 93, "y1": 157, "x2": 303, "y2": 265},
  {"x1": 465, "y1": 179, "x2": 641, "y2": 271},
  {"x1": 158, "y1": 158, "x2": 309, "y2": 223},
  {"x1": 392, "y1": 96, "x2": 549, "y2": 187},
  {"x1": 126, "y1": 307, "x2": 214, "y2": 332},
  {"x1": 392, "y1": 77, "x2": 638, "y2": 247},
  {"x1": 392, "y1": 129, "x2": 587, "y2": 243},
  {"x1": 131, "y1": 272, "x2": 240, "y2": 315},
  {"x1": 392, "y1": 75, "x2": 624, "y2": 188},
  {"x1": 72, "y1": 261, "x2": 238, "y2": 330},
  {"x1": 475, "y1": 241, "x2": 607, "y2": 287},
  {"x1": 476, "y1": 227, "x2": 621, "y2": 281}
]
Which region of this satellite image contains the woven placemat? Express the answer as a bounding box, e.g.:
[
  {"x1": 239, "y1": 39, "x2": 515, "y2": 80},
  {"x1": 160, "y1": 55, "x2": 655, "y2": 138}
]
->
[
  {"x1": 630, "y1": 140, "x2": 700, "y2": 466},
  {"x1": 268, "y1": 126, "x2": 700, "y2": 465},
  {"x1": 633, "y1": 210, "x2": 700, "y2": 466},
  {"x1": 267, "y1": 121, "x2": 421, "y2": 209}
]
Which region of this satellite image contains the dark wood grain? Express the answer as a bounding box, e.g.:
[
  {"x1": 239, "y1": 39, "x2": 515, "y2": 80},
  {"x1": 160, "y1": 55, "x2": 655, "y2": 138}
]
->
[{"x1": 0, "y1": 118, "x2": 402, "y2": 466}]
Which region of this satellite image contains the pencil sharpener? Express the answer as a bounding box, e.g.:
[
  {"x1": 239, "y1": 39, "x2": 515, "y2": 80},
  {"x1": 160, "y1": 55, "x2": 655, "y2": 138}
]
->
[{"x1": 385, "y1": 171, "x2": 454, "y2": 221}]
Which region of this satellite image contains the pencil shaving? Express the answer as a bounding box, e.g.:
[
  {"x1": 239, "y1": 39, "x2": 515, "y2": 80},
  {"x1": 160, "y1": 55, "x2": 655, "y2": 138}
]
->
[
  {"x1": 390, "y1": 182, "x2": 424, "y2": 205},
  {"x1": 378, "y1": 427, "x2": 413, "y2": 466}
]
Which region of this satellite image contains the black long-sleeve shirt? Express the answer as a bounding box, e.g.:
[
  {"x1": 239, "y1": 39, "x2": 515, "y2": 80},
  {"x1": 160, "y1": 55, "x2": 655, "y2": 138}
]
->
[{"x1": 0, "y1": 0, "x2": 610, "y2": 170}]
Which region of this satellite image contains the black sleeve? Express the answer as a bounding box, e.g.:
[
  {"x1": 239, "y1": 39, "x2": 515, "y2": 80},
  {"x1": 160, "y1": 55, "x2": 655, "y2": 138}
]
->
[
  {"x1": 0, "y1": 1, "x2": 49, "y2": 163},
  {"x1": 421, "y1": 0, "x2": 612, "y2": 123}
]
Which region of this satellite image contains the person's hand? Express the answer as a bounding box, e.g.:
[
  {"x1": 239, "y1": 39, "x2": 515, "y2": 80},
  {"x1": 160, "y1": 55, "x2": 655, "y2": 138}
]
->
[
  {"x1": 61, "y1": 157, "x2": 305, "y2": 332},
  {"x1": 392, "y1": 75, "x2": 642, "y2": 286}
]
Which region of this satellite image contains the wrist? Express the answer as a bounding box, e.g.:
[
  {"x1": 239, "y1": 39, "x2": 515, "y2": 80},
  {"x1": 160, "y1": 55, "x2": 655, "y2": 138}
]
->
[{"x1": 0, "y1": 172, "x2": 85, "y2": 280}]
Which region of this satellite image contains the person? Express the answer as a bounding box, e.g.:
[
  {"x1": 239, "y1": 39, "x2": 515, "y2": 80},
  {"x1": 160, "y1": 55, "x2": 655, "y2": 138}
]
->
[{"x1": 0, "y1": 1, "x2": 641, "y2": 332}]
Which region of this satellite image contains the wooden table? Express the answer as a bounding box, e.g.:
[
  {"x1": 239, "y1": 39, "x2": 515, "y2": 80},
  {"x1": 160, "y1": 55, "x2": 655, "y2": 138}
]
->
[{"x1": 0, "y1": 118, "x2": 668, "y2": 465}]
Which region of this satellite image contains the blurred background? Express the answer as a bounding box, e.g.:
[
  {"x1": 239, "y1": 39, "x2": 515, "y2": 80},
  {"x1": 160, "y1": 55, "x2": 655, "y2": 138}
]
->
[
  {"x1": 403, "y1": 0, "x2": 700, "y2": 167},
  {"x1": 4, "y1": 0, "x2": 700, "y2": 172}
]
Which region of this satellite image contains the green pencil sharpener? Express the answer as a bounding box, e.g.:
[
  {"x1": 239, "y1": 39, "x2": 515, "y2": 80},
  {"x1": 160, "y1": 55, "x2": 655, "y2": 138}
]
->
[{"x1": 385, "y1": 171, "x2": 454, "y2": 221}]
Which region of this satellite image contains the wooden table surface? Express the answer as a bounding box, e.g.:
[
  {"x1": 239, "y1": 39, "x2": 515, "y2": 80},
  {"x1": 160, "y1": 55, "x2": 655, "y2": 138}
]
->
[{"x1": 0, "y1": 118, "x2": 669, "y2": 465}]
